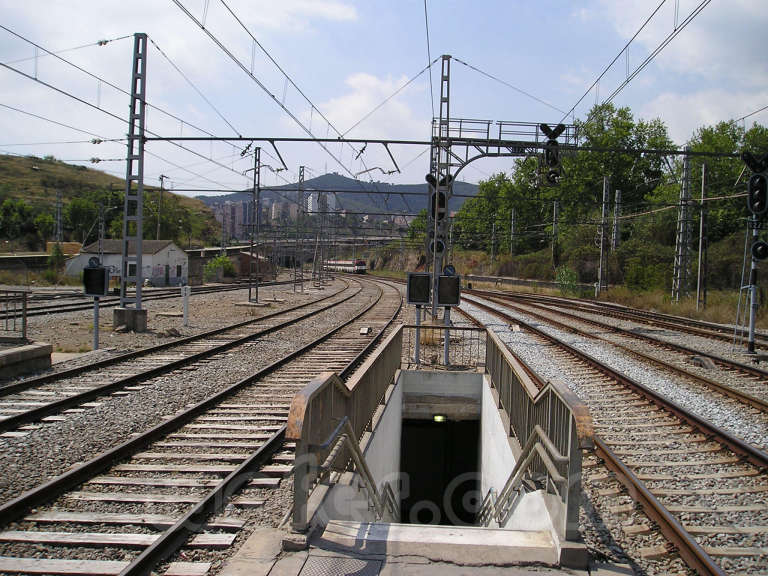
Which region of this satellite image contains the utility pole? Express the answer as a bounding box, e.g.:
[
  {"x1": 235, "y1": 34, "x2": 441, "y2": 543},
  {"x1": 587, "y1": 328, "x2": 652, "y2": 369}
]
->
[
  {"x1": 596, "y1": 176, "x2": 609, "y2": 298},
  {"x1": 157, "y1": 174, "x2": 168, "y2": 240},
  {"x1": 490, "y1": 221, "x2": 496, "y2": 271},
  {"x1": 98, "y1": 203, "x2": 105, "y2": 264},
  {"x1": 696, "y1": 163, "x2": 707, "y2": 311},
  {"x1": 552, "y1": 200, "x2": 559, "y2": 267},
  {"x1": 55, "y1": 189, "x2": 63, "y2": 243},
  {"x1": 509, "y1": 208, "x2": 515, "y2": 256},
  {"x1": 248, "y1": 148, "x2": 261, "y2": 303},
  {"x1": 672, "y1": 147, "x2": 692, "y2": 303},
  {"x1": 611, "y1": 189, "x2": 621, "y2": 251},
  {"x1": 118, "y1": 33, "x2": 148, "y2": 327},
  {"x1": 294, "y1": 166, "x2": 305, "y2": 293}
]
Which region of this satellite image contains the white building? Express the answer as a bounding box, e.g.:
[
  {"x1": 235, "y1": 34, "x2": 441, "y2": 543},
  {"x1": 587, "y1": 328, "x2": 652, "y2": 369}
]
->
[
  {"x1": 306, "y1": 191, "x2": 336, "y2": 214},
  {"x1": 65, "y1": 240, "x2": 189, "y2": 287}
]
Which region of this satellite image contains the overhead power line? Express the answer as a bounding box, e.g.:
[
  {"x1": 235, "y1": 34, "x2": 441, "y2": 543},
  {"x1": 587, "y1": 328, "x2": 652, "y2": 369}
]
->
[
  {"x1": 560, "y1": 0, "x2": 667, "y2": 124},
  {"x1": 736, "y1": 104, "x2": 768, "y2": 124},
  {"x1": 341, "y1": 57, "x2": 439, "y2": 137},
  {"x1": 1, "y1": 34, "x2": 131, "y2": 66},
  {"x1": 423, "y1": 0, "x2": 435, "y2": 119},
  {"x1": 453, "y1": 57, "x2": 567, "y2": 116}
]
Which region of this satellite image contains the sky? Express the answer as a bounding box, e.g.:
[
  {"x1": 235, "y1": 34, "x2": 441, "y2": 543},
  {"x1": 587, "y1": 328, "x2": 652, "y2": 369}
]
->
[{"x1": 0, "y1": 0, "x2": 766, "y2": 198}]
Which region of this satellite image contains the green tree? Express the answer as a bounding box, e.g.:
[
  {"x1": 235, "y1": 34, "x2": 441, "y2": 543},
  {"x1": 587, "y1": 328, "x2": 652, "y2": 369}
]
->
[
  {"x1": 34, "y1": 212, "x2": 55, "y2": 243},
  {"x1": 66, "y1": 197, "x2": 98, "y2": 243}
]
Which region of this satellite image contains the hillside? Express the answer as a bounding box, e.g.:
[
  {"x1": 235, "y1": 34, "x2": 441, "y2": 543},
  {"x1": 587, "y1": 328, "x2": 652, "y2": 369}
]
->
[
  {"x1": 0, "y1": 154, "x2": 219, "y2": 250},
  {"x1": 196, "y1": 172, "x2": 478, "y2": 214}
]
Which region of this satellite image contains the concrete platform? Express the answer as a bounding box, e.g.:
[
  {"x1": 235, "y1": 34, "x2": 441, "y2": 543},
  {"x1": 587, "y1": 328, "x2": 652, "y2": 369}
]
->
[
  {"x1": 218, "y1": 526, "x2": 589, "y2": 576},
  {"x1": 316, "y1": 521, "x2": 559, "y2": 566},
  {"x1": 0, "y1": 342, "x2": 52, "y2": 379}
]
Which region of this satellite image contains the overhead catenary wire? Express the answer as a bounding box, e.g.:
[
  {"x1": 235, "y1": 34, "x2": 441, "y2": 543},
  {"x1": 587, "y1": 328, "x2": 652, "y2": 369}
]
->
[
  {"x1": 0, "y1": 24, "x2": 243, "y2": 147},
  {"x1": 340, "y1": 57, "x2": 439, "y2": 137},
  {"x1": 1, "y1": 34, "x2": 132, "y2": 66},
  {"x1": 452, "y1": 57, "x2": 567, "y2": 116},
  {"x1": 603, "y1": 0, "x2": 712, "y2": 105},
  {"x1": 558, "y1": 0, "x2": 667, "y2": 125},
  {"x1": 148, "y1": 37, "x2": 242, "y2": 137},
  {"x1": 423, "y1": 0, "x2": 435, "y2": 119}
]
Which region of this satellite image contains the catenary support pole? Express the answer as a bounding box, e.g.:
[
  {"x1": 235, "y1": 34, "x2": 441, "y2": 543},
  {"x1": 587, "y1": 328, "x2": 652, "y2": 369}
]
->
[
  {"x1": 748, "y1": 215, "x2": 759, "y2": 354},
  {"x1": 596, "y1": 176, "x2": 609, "y2": 297},
  {"x1": 697, "y1": 163, "x2": 707, "y2": 311}
]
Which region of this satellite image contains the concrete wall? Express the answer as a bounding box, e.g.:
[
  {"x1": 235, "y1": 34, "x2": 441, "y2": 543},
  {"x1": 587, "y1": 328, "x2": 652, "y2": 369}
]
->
[
  {"x1": 479, "y1": 374, "x2": 553, "y2": 533},
  {"x1": 318, "y1": 380, "x2": 403, "y2": 523}
]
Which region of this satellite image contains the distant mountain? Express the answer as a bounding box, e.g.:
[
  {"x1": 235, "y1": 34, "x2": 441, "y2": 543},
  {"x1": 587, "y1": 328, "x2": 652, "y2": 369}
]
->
[{"x1": 196, "y1": 173, "x2": 478, "y2": 215}]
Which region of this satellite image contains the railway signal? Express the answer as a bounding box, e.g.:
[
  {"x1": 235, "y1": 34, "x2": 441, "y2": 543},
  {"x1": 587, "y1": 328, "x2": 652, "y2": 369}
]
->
[
  {"x1": 752, "y1": 240, "x2": 768, "y2": 261},
  {"x1": 748, "y1": 173, "x2": 768, "y2": 216},
  {"x1": 540, "y1": 123, "x2": 566, "y2": 185},
  {"x1": 741, "y1": 150, "x2": 768, "y2": 354}
]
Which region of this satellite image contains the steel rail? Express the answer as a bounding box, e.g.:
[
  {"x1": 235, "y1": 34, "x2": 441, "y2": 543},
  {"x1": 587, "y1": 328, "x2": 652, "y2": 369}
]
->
[
  {"x1": 462, "y1": 296, "x2": 751, "y2": 576},
  {"x1": 0, "y1": 282, "x2": 360, "y2": 433},
  {"x1": 594, "y1": 437, "x2": 727, "y2": 576},
  {"x1": 10, "y1": 280, "x2": 303, "y2": 318},
  {"x1": 474, "y1": 292, "x2": 768, "y2": 412},
  {"x1": 473, "y1": 290, "x2": 768, "y2": 379},
  {"x1": 0, "y1": 281, "x2": 347, "y2": 396},
  {"x1": 464, "y1": 294, "x2": 768, "y2": 467},
  {"x1": 494, "y1": 290, "x2": 768, "y2": 348},
  {"x1": 120, "y1": 278, "x2": 402, "y2": 575},
  {"x1": 0, "y1": 278, "x2": 393, "y2": 527}
]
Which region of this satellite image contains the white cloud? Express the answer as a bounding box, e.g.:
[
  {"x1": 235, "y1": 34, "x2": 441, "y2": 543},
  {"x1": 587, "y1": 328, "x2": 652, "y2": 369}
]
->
[
  {"x1": 597, "y1": 0, "x2": 768, "y2": 84},
  {"x1": 640, "y1": 88, "x2": 768, "y2": 144}
]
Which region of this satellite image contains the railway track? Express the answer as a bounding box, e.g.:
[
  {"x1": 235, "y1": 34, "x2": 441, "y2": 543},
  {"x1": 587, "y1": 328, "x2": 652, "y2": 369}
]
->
[
  {"x1": 4, "y1": 280, "x2": 301, "y2": 318},
  {"x1": 490, "y1": 290, "x2": 768, "y2": 348},
  {"x1": 0, "y1": 282, "x2": 359, "y2": 435},
  {"x1": 0, "y1": 277, "x2": 403, "y2": 575},
  {"x1": 462, "y1": 293, "x2": 768, "y2": 575},
  {"x1": 472, "y1": 289, "x2": 768, "y2": 414}
]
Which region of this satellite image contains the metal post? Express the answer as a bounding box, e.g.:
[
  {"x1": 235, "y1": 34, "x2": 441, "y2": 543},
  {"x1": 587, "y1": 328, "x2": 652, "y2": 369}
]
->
[
  {"x1": 157, "y1": 175, "x2": 168, "y2": 240},
  {"x1": 490, "y1": 222, "x2": 496, "y2": 270},
  {"x1": 431, "y1": 55, "x2": 451, "y2": 318},
  {"x1": 55, "y1": 190, "x2": 63, "y2": 243},
  {"x1": 510, "y1": 207, "x2": 515, "y2": 255},
  {"x1": 93, "y1": 296, "x2": 99, "y2": 350},
  {"x1": 415, "y1": 305, "x2": 421, "y2": 366},
  {"x1": 98, "y1": 203, "x2": 104, "y2": 264},
  {"x1": 696, "y1": 164, "x2": 707, "y2": 311},
  {"x1": 748, "y1": 216, "x2": 759, "y2": 354},
  {"x1": 120, "y1": 33, "x2": 148, "y2": 310},
  {"x1": 672, "y1": 147, "x2": 692, "y2": 302},
  {"x1": 596, "y1": 176, "x2": 608, "y2": 298},
  {"x1": 611, "y1": 189, "x2": 621, "y2": 251},
  {"x1": 295, "y1": 166, "x2": 305, "y2": 293},
  {"x1": 248, "y1": 148, "x2": 261, "y2": 303},
  {"x1": 443, "y1": 306, "x2": 451, "y2": 366},
  {"x1": 182, "y1": 285, "x2": 190, "y2": 327},
  {"x1": 552, "y1": 200, "x2": 559, "y2": 266}
]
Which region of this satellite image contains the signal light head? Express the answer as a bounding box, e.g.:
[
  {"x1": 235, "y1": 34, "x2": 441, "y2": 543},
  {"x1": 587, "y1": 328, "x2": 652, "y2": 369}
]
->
[
  {"x1": 752, "y1": 240, "x2": 768, "y2": 261},
  {"x1": 748, "y1": 173, "x2": 768, "y2": 216}
]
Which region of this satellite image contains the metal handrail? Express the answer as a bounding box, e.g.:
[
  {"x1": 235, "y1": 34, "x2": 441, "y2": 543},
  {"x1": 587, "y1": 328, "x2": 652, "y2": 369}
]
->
[
  {"x1": 313, "y1": 416, "x2": 399, "y2": 522},
  {"x1": 477, "y1": 424, "x2": 567, "y2": 528}
]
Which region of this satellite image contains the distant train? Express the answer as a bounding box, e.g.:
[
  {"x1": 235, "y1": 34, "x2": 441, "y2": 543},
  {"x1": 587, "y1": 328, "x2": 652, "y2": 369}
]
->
[{"x1": 323, "y1": 259, "x2": 367, "y2": 274}]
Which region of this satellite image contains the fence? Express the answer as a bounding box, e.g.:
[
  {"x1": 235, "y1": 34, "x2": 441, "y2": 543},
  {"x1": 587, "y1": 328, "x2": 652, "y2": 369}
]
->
[
  {"x1": 287, "y1": 327, "x2": 403, "y2": 531},
  {"x1": 401, "y1": 324, "x2": 486, "y2": 369},
  {"x1": 484, "y1": 329, "x2": 594, "y2": 540},
  {"x1": 0, "y1": 290, "x2": 28, "y2": 342}
]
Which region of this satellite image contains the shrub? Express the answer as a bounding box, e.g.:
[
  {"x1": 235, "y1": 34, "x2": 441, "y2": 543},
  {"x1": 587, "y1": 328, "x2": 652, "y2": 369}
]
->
[
  {"x1": 203, "y1": 255, "x2": 235, "y2": 282},
  {"x1": 555, "y1": 266, "x2": 579, "y2": 296}
]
